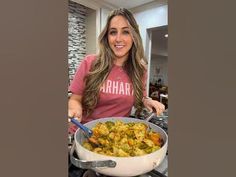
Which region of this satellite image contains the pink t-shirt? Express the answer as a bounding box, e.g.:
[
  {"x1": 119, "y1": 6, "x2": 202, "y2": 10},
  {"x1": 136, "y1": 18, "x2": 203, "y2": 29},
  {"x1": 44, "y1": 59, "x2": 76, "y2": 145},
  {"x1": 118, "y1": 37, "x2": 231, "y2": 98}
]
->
[{"x1": 69, "y1": 55, "x2": 146, "y2": 123}]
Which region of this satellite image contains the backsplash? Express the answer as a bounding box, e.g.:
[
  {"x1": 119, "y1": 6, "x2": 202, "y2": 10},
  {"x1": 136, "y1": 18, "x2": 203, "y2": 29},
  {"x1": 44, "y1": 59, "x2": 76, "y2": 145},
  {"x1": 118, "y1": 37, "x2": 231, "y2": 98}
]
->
[{"x1": 68, "y1": 0, "x2": 87, "y2": 84}]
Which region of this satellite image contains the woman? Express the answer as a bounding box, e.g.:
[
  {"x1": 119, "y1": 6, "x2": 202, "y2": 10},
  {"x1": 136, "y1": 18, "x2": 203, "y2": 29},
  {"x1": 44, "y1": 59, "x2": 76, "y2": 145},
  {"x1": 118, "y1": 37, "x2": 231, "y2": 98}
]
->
[{"x1": 68, "y1": 8, "x2": 165, "y2": 123}]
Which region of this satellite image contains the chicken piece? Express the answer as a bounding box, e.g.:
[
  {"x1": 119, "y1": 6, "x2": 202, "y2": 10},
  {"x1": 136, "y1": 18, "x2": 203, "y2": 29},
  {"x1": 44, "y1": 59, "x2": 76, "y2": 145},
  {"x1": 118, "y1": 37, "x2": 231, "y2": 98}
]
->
[
  {"x1": 97, "y1": 137, "x2": 109, "y2": 146},
  {"x1": 117, "y1": 149, "x2": 130, "y2": 157},
  {"x1": 133, "y1": 148, "x2": 147, "y2": 156},
  {"x1": 108, "y1": 132, "x2": 115, "y2": 140},
  {"x1": 113, "y1": 133, "x2": 121, "y2": 142},
  {"x1": 92, "y1": 123, "x2": 109, "y2": 136},
  {"x1": 83, "y1": 142, "x2": 93, "y2": 151},
  {"x1": 143, "y1": 139, "x2": 155, "y2": 147},
  {"x1": 132, "y1": 123, "x2": 147, "y2": 131},
  {"x1": 134, "y1": 129, "x2": 146, "y2": 141},
  {"x1": 120, "y1": 137, "x2": 128, "y2": 144},
  {"x1": 93, "y1": 147, "x2": 103, "y2": 153}
]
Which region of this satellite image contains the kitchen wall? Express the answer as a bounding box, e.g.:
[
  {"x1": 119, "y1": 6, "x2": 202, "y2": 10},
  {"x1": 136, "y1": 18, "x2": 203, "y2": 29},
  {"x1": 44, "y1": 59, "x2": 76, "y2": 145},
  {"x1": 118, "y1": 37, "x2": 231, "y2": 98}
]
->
[
  {"x1": 72, "y1": 0, "x2": 115, "y2": 52},
  {"x1": 131, "y1": 3, "x2": 168, "y2": 54},
  {"x1": 100, "y1": 7, "x2": 111, "y2": 30},
  {"x1": 85, "y1": 8, "x2": 97, "y2": 55},
  {"x1": 68, "y1": 0, "x2": 97, "y2": 84},
  {"x1": 68, "y1": 1, "x2": 87, "y2": 83}
]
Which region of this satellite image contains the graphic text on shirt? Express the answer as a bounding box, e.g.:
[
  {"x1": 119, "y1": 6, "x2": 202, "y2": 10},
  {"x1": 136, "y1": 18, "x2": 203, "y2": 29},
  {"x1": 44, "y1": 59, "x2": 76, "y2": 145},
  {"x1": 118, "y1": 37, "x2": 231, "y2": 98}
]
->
[{"x1": 100, "y1": 80, "x2": 133, "y2": 95}]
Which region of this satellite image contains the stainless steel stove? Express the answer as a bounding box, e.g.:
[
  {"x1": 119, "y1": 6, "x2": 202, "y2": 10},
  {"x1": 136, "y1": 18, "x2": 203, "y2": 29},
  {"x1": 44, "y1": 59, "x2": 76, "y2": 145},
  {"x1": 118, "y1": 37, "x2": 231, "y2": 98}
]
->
[{"x1": 68, "y1": 113, "x2": 168, "y2": 177}]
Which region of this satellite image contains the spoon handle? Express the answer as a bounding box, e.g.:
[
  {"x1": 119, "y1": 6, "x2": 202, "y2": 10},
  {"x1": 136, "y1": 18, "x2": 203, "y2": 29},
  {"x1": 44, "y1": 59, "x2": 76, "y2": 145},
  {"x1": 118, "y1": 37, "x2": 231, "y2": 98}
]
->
[
  {"x1": 145, "y1": 112, "x2": 156, "y2": 122},
  {"x1": 70, "y1": 118, "x2": 93, "y2": 137}
]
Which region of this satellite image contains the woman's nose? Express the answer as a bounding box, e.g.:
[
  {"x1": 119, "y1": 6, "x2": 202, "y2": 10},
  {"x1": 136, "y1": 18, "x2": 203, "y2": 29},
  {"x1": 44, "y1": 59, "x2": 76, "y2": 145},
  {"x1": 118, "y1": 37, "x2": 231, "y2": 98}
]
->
[{"x1": 115, "y1": 32, "x2": 122, "y2": 42}]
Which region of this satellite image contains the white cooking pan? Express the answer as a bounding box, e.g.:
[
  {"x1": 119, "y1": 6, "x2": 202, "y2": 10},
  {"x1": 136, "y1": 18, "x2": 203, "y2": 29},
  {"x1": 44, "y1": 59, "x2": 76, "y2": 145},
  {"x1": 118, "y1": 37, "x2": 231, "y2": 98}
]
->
[{"x1": 70, "y1": 117, "x2": 168, "y2": 177}]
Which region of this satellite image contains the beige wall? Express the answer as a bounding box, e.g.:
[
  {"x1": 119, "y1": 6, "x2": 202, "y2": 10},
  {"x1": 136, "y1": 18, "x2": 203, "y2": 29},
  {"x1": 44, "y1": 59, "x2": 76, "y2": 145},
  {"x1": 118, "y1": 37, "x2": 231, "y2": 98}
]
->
[
  {"x1": 85, "y1": 8, "x2": 97, "y2": 55},
  {"x1": 131, "y1": 4, "x2": 168, "y2": 56}
]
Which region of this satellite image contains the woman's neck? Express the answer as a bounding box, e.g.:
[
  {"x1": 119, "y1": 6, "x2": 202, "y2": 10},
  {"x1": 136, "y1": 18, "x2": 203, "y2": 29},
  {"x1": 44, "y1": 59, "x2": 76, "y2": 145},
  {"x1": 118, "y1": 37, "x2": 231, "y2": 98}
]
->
[{"x1": 113, "y1": 56, "x2": 128, "y2": 66}]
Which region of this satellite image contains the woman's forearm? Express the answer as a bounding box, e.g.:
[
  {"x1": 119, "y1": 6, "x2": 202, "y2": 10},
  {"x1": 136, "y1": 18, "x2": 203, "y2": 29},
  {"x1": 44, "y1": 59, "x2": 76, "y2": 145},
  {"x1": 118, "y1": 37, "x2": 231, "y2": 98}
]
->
[{"x1": 68, "y1": 94, "x2": 83, "y2": 120}]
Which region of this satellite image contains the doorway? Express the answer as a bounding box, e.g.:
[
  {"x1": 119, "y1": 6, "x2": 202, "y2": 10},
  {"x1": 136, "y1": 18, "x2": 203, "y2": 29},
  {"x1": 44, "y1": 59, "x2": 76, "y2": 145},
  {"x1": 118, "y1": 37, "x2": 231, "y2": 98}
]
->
[{"x1": 147, "y1": 25, "x2": 168, "y2": 107}]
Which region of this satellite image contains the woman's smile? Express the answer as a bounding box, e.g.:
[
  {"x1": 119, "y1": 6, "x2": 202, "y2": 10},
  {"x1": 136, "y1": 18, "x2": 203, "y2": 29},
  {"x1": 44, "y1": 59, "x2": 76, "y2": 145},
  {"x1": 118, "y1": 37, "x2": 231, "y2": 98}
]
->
[{"x1": 115, "y1": 44, "x2": 125, "y2": 49}]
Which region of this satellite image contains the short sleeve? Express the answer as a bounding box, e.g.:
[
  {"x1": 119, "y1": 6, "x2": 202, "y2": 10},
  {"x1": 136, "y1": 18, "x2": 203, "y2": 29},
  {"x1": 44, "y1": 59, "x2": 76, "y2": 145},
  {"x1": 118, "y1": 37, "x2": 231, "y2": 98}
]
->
[{"x1": 69, "y1": 55, "x2": 96, "y2": 95}]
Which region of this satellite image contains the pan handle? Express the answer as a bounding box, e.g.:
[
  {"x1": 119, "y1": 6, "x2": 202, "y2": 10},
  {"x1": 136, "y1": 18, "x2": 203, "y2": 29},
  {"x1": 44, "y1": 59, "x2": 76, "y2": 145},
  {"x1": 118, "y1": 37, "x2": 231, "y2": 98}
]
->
[{"x1": 70, "y1": 142, "x2": 116, "y2": 169}]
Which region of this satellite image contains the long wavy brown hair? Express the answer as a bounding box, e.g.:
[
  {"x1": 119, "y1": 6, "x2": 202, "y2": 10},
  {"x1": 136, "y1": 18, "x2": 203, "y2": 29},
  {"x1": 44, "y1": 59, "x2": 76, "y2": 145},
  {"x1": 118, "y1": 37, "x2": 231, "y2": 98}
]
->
[{"x1": 82, "y1": 8, "x2": 147, "y2": 117}]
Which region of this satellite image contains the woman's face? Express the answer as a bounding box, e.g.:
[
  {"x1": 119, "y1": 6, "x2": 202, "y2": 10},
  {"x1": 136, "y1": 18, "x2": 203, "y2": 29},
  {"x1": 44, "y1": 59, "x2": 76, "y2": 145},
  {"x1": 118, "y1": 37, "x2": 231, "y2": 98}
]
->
[{"x1": 108, "y1": 15, "x2": 133, "y2": 62}]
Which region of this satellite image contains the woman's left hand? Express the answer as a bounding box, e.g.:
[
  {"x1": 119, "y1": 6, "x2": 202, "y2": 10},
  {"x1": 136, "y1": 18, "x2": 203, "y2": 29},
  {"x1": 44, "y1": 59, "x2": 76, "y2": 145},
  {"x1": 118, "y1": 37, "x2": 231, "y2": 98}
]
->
[{"x1": 143, "y1": 98, "x2": 165, "y2": 115}]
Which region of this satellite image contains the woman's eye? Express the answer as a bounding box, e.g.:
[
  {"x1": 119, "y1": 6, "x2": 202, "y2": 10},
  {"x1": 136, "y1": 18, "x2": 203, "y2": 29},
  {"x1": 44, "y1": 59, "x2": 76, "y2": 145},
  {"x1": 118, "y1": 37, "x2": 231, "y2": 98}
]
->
[
  {"x1": 123, "y1": 30, "x2": 130, "y2": 35},
  {"x1": 109, "y1": 31, "x2": 117, "y2": 35}
]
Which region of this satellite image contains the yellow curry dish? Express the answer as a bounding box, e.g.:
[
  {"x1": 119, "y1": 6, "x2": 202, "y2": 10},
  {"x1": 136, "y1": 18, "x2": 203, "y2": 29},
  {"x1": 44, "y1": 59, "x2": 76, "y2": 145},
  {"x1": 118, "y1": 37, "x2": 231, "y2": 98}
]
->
[{"x1": 82, "y1": 120, "x2": 164, "y2": 157}]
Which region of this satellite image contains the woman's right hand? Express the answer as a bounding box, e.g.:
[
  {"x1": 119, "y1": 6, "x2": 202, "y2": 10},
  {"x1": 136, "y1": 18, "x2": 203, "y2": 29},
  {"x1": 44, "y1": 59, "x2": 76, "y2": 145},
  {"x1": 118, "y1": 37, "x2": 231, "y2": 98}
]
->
[{"x1": 68, "y1": 94, "x2": 83, "y2": 122}]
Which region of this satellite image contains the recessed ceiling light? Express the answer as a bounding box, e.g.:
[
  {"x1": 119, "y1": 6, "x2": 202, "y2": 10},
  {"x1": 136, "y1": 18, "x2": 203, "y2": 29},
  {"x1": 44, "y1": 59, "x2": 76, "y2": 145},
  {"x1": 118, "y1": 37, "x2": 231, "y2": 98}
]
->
[{"x1": 164, "y1": 34, "x2": 168, "y2": 38}]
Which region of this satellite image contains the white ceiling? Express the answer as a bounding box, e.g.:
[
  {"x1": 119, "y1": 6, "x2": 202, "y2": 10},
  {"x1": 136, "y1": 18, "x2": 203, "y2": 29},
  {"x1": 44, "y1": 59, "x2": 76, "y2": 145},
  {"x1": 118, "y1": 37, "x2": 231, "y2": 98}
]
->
[{"x1": 100, "y1": 0, "x2": 156, "y2": 9}]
